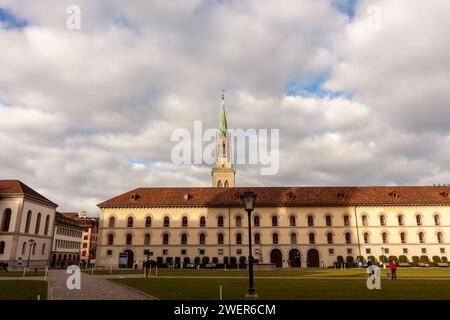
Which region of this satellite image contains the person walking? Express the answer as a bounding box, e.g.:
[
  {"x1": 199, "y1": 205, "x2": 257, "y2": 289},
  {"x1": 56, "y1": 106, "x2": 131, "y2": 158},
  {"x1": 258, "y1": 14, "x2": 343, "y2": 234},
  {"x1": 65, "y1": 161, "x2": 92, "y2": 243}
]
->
[{"x1": 389, "y1": 259, "x2": 397, "y2": 280}]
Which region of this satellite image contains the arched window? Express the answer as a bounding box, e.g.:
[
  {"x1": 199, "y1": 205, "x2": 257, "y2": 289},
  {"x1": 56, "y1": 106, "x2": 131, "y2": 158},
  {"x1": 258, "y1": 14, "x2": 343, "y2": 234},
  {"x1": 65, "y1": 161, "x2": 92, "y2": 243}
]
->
[
  {"x1": 362, "y1": 215, "x2": 368, "y2": 227},
  {"x1": 145, "y1": 216, "x2": 152, "y2": 227},
  {"x1": 22, "y1": 242, "x2": 27, "y2": 255},
  {"x1": 44, "y1": 215, "x2": 50, "y2": 235},
  {"x1": 327, "y1": 232, "x2": 333, "y2": 244},
  {"x1": 254, "y1": 216, "x2": 260, "y2": 227},
  {"x1": 181, "y1": 233, "x2": 187, "y2": 245},
  {"x1": 199, "y1": 233, "x2": 206, "y2": 245},
  {"x1": 325, "y1": 215, "x2": 332, "y2": 227},
  {"x1": 164, "y1": 217, "x2": 170, "y2": 227},
  {"x1": 419, "y1": 232, "x2": 425, "y2": 243},
  {"x1": 254, "y1": 233, "x2": 261, "y2": 244},
  {"x1": 307, "y1": 215, "x2": 314, "y2": 227},
  {"x1": 434, "y1": 215, "x2": 441, "y2": 226},
  {"x1": 0, "y1": 241, "x2": 5, "y2": 254},
  {"x1": 345, "y1": 232, "x2": 351, "y2": 244},
  {"x1": 400, "y1": 232, "x2": 407, "y2": 244},
  {"x1": 126, "y1": 234, "x2": 132, "y2": 245},
  {"x1": 163, "y1": 233, "x2": 169, "y2": 245},
  {"x1": 272, "y1": 216, "x2": 278, "y2": 227},
  {"x1": 309, "y1": 233, "x2": 315, "y2": 244},
  {"x1": 107, "y1": 234, "x2": 114, "y2": 245},
  {"x1": 235, "y1": 216, "x2": 242, "y2": 227},
  {"x1": 289, "y1": 216, "x2": 296, "y2": 227},
  {"x1": 416, "y1": 215, "x2": 422, "y2": 226},
  {"x1": 25, "y1": 210, "x2": 32, "y2": 233},
  {"x1": 382, "y1": 232, "x2": 388, "y2": 244},
  {"x1": 200, "y1": 216, "x2": 206, "y2": 227},
  {"x1": 224, "y1": 181, "x2": 229, "y2": 187},
  {"x1": 35, "y1": 213, "x2": 41, "y2": 235},
  {"x1": 291, "y1": 233, "x2": 297, "y2": 244},
  {"x1": 218, "y1": 216, "x2": 224, "y2": 227},
  {"x1": 41, "y1": 243, "x2": 46, "y2": 255},
  {"x1": 1, "y1": 208, "x2": 12, "y2": 232},
  {"x1": 343, "y1": 215, "x2": 350, "y2": 227},
  {"x1": 380, "y1": 215, "x2": 386, "y2": 226},
  {"x1": 127, "y1": 217, "x2": 133, "y2": 228},
  {"x1": 236, "y1": 233, "x2": 242, "y2": 245},
  {"x1": 398, "y1": 215, "x2": 404, "y2": 226},
  {"x1": 109, "y1": 217, "x2": 115, "y2": 228},
  {"x1": 364, "y1": 232, "x2": 370, "y2": 244},
  {"x1": 144, "y1": 234, "x2": 151, "y2": 245},
  {"x1": 182, "y1": 216, "x2": 188, "y2": 227},
  {"x1": 437, "y1": 232, "x2": 444, "y2": 243},
  {"x1": 217, "y1": 181, "x2": 222, "y2": 187},
  {"x1": 272, "y1": 233, "x2": 279, "y2": 244},
  {"x1": 218, "y1": 233, "x2": 224, "y2": 245}
]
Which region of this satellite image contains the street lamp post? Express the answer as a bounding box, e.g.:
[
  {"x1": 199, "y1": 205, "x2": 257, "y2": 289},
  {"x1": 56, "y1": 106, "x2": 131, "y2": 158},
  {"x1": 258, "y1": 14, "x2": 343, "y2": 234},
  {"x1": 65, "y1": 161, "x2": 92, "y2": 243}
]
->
[
  {"x1": 242, "y1": 191, "x2": 258, "y2": 300},
  {"x1": 26, "y1": 239, "x2": 35, "y2": 269}
]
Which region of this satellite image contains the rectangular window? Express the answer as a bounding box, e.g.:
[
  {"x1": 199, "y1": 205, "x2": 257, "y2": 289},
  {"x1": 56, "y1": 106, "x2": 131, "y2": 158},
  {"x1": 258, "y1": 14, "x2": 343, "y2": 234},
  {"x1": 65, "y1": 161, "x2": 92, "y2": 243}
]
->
[
  {"x1": 440, "y1": 248, "x2": 446, "y2": 254},
  {"x1": 347, "y1": 248, "x2": 352, "y2": 254},
  {"x1": 181, "y1": 249, "x2": 186, "y2": 255},
  {"x1": 366, "y1": 248, "x2": 371, "y2": 254},
  {"x1": 421, "y1": 248, "x2": 427, "y2": 254},
  {"x1": 107, "y1": 250, "x2": 112, "y2": 256},
  {"x1": 163, "y1": 249, "x2": 168, "y2": 255},
  {"x1": 403, "y1": 248, "x2": 408, "y2": 254},
  {"x1": 236, "y1": 249, "x2": 242, "y2": 255},
  {"x1": 199, "y1": 249, "x2": 205, "y2": 255},
  {"x1": 384, "y1": 248, "x2": 389, "y2": 254},
  {"x1": 218, "y1": 249, "x2": 224, "y2": 255},
  {"x1": 328, "y1": 248, "x2": 334, "y2": 255}
]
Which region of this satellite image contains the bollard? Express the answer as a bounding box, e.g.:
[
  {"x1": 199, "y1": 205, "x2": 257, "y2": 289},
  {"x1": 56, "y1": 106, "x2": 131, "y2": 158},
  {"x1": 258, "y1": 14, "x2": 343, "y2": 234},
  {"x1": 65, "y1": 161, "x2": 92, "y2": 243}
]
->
[
  {"x1": 91, "y1": 266, "x2": 94, "y2": 275},
  {"x1": 23, "y1": 267, "x2": 27, "y2": 278},
  {"x1": 37, "y1": 294, "x2": 40, "y2": 300},
  {"x1": 156, "y1": 266, "x2": 158, "y2": 277},
  {"x1": 44, "y1": 266, "x2": 49, "y2": 280},
  {"x1": 110, "y1": 265, "x2": 113, "y2": 275},
  {"x1": 219, "y1": 284, "x2": 223, "y2": 300}
]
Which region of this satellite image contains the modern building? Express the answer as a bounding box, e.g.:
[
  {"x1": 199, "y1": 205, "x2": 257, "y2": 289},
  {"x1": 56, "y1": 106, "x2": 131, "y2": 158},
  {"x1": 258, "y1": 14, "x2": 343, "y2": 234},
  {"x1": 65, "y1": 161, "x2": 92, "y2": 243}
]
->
[
  {"x1": 50, "y1": 212, "x2": 84, "y2": 268},
  {"x1": 78, "y1": 211, "x2": 99, "y2": 267},
  {"x1": 0, "y1": 180, "x2": 57, "y2": 269},
  {"x1": 95, "y1": 96, "x2": 450, "y2": 269}
]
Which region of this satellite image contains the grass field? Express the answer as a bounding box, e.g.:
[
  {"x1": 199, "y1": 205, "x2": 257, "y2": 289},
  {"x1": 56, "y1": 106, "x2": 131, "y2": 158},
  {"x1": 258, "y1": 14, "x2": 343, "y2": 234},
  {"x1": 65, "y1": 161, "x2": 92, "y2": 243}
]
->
[
  {"x1": 87, "y1": 267, "x2": 450, "y2": 278},
  {"x1": 0, "y1": 280, "x2": 47, "y2": 300},
  {"x1": 0, "y1": 271, "x2": 46, "y2": 277},
  {"x1": 112, "y1": 277, "x2": 450, "y2": 300}
]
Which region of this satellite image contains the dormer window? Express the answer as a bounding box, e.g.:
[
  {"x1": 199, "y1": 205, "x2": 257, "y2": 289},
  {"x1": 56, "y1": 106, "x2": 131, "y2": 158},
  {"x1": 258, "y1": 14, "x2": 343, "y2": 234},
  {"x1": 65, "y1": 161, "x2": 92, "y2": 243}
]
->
[
  {"x1": 441, "y1": 192, "x2": 449, "y2": 198},
  {"x1": 337, "y1": 193, "x2": 346, "y2": 199},
  {"x1": 389, "y1": 192, "x2": 399, "y2": 199},
  {"x1": 130, "y1": 193, "x2": 139, "y2": 200},
  {"x1": 184, "y1": 194, "x2": 192, "y2": 200},
  {"x1": 286, "y1": 192, "x2": 295, "y2": 199}
]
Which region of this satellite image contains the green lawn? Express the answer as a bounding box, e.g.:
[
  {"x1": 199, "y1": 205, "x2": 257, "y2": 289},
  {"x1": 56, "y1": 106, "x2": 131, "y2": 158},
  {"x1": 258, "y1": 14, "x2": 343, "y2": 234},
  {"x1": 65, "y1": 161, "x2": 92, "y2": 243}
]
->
[
  {"x1": 0, "y1": 271, "x2": 46, "y2": 277},
  {"x1": 0, "y1": 280, "x2": 47, "y2": 300},
  {"x1": 112, "y1": 277, "x2": 450, "y2": 300},
  {"x1": 87, "y1": 267, "x2": 450, "y2": 278}
]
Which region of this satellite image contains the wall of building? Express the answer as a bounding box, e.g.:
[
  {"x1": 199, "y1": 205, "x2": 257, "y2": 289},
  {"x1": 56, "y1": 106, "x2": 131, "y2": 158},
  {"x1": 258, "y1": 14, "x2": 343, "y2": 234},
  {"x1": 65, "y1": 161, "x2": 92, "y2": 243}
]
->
[{"x1": 95, "y1": 205, "x2": 449, "y2": 268}]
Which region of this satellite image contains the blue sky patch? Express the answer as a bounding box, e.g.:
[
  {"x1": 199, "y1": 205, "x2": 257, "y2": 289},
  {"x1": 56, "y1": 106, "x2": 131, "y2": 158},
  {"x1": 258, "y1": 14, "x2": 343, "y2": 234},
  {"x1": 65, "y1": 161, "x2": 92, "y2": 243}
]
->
[
  {"x1": 330, "y1": 0, "x2": 359, "y2": 21},
  {"x1": 0, "y1": 8, "x2": 27, "y2": 29},
  {"x1": 285, "y1": 73, "x2": 353, "y2": 100}
]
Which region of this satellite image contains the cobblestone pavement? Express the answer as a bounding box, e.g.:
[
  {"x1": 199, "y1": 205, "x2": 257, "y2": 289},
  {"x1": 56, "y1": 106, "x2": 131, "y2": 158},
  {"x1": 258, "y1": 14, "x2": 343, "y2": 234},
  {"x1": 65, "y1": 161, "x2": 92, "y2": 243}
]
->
[{"x1": 47, "y1": 270, "x2": 154, "y2": 300}]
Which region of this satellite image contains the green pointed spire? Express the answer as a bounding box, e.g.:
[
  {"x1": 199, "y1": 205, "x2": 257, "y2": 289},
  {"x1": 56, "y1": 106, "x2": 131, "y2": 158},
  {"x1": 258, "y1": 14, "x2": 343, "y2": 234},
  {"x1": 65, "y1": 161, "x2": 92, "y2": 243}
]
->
[{"x1": 219, "y1": 91, "x2": 228, "y2": 136}]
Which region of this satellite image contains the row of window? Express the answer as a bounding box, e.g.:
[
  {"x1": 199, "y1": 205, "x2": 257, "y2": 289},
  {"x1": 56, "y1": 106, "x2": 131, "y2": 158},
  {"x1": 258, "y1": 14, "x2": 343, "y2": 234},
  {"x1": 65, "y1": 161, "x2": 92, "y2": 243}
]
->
[
  {"x1": 108, "y1": 213, "x2": 443, "y2": 229},
  {"x1": 1, "y1": 209, "x2": 51, "y2": 235},
  {"x1": 55, "y1": 239, "x2": 81, "y2": 249},
  {"x1": 19, "y1": 241, "x2": 46, "y2": 256},
  {"x1": 56, "y1": 227, "x2": 83, "y2": 238},
  {"x1": 106, "y1": 231, "x2": 445, "y2": 246}
]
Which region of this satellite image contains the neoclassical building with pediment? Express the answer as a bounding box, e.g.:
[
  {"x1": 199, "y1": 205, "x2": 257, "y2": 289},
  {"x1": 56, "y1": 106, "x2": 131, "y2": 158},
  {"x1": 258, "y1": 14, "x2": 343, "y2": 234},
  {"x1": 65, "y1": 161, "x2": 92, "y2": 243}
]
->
[{"x1": 95, "y1": 96, "x2": 450, "y2": 269}]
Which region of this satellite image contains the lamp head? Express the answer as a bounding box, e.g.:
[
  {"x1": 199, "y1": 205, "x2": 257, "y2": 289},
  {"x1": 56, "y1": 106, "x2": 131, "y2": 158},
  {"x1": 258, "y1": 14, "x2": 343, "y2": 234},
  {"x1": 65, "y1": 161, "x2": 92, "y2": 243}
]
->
[{"x1": 242, "y1": 191, "x2": 256, "y2": 211}]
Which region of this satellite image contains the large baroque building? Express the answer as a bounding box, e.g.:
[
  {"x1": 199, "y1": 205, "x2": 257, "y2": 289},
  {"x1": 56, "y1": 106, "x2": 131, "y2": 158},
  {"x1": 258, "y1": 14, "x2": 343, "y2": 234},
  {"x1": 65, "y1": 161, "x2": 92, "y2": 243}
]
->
[
  {"x1": 0, "y1": 180, "x2": 57, "y2": 268},
  {"x1": 95, "y1": 97, "x2": 450, "y2": 269}
]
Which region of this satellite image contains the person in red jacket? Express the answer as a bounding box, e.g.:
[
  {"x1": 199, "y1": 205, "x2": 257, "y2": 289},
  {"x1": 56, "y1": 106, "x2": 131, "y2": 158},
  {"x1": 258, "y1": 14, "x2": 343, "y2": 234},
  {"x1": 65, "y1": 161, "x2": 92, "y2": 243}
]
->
[{"x1": 389, "y1": 260, "x2": 397, "y2": 280}]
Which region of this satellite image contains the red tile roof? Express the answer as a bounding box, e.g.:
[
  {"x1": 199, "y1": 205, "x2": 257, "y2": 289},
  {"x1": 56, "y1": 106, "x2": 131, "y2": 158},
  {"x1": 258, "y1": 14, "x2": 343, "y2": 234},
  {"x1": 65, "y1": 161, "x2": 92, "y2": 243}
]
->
[
  {"x1": 0, "y1": 179, "x2": 58, "y2": 207},
  {"x1": 98, "y1": 186, "x2": 450, "y2": 208}
]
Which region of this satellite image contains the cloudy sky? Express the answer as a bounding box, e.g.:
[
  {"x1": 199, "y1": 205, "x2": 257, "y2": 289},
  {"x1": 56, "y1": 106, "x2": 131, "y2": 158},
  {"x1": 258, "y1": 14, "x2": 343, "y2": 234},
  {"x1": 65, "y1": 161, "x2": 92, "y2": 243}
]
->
[{"x1": 1, "y1": 0, "x2": 450, "y2": 215}]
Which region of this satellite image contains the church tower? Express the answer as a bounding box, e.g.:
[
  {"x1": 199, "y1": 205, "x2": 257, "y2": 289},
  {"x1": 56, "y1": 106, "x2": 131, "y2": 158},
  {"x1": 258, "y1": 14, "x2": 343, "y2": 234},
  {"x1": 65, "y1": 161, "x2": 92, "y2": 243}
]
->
[{"x1": 212, "y1": 92, "x2": 236, "y2": 187}]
